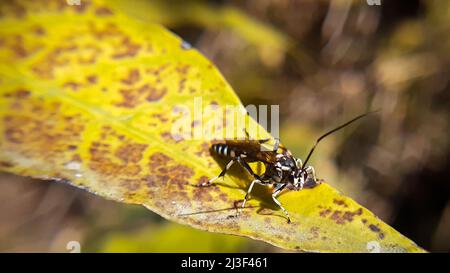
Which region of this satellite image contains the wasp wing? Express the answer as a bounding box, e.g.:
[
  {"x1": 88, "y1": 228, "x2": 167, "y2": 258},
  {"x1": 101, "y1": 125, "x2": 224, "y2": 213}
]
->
[{"x1": 224, "y1": 139, "x2": 291, "y2": 163}]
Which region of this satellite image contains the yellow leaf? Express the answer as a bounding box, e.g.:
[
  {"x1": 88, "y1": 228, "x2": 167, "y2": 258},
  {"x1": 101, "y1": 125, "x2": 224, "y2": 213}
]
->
[{"x1": 0, "y1": 0, "x2": 425, "y2": 252}]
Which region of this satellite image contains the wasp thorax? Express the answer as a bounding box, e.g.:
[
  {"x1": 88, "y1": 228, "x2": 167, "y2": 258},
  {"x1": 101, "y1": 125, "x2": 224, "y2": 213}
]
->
[{"x1": 275, "y1": 154, "x2": 296, "y2": 170}]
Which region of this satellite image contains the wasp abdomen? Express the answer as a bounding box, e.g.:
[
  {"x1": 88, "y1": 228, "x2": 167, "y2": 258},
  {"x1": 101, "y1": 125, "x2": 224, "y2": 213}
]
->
[{"x1": 211, "y1": 144, "x2": 238, "y2": 158}]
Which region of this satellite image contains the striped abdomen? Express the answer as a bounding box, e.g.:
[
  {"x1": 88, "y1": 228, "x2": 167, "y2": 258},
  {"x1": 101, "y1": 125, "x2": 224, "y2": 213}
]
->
[{"x1": 211, "y1": 143, "x2": 239, "y2": 158}]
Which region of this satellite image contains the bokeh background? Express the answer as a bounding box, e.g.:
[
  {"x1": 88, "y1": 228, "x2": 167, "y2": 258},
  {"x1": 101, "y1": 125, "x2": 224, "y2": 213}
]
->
[{"x1": 1, "y1": 0, "x2": 449, "y2": 252}]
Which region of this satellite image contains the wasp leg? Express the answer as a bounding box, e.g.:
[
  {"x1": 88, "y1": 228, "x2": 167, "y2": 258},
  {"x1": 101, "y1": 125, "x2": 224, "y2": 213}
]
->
[
  {"x1": 236, "y1": 157, "x2": 261, "y2": 181},
  {"x1": 235, "y1": 157, "x2": 268, "y2": 215},
  {"x1": 303, "y1": 166, "x2": 322, "y2": 188},
  {"x1": 305, "y1": 166, "x2": 316, "y2": 180},
  {"x1": 272, "y1": 185, "x2": 291, "y2": 223},
  {"x1": 241, "y1": 179, "x2": 262, "y2": 209},
  {"x1": 204, "y1": 154, "x2": 259, "y2": 187},
  {"x1": 201, "y1": 159, "x2": 235, "y2": 187}
]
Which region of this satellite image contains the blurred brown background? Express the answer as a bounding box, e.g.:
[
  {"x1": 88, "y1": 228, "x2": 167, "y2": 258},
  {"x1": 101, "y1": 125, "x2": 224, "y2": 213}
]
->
[{"x1": 1, "y1": 0, "x2": 449, "y2": 252}]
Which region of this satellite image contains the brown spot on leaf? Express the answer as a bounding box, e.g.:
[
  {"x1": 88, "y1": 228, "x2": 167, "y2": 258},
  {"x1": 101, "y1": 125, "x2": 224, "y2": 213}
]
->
[
  {"x1": 198, "y1": 176, "x2": 209, "y2": 186},
  {"x1": 116, "y1": 84, "x2": 167, "y2": 108},
  {"x1": 176, "y1": 64, "x2": 190, "y2": 75},
  {"x1": 95, "y1": 6, "x2": 113, "y2": 16},
  {"x1": 115, "y1": 143, "x2": 147, "y2": 163},
  {"x1": 152, "y1": 113, "x2": 168, "y2": 123},
  {"x1": 369, "y1": 224, "x2": 380, "y2": 232},
  {"x1": 178, "y1": 78, "x2": 186, "y2": 93},
  {"x1": 321, "y1": 207, "x2": 363, "y2": 225},
  {"x1": 63, "y1": 81, "x2": 81, "y2": 91},
  {"x1": 123, "y1": 164, "x2": 142, "y2": 176},
  {"x1": 120, "y1": 179, "x2": 142, "y2": 192},
  {"x1": 333, "y1": 198, "x2": 348, "y2": 207},
  {"x1": 115, "y1": 88, "x2": 135, "y2": 108},
  {"x1": 11, "y1": 39, "x2": 28, "y2": 58},
  {"x1": 3, "y1": 89, "x2": 30, "y2": 99},
  {"x1": 86, "y1": 75, "x2": 97, "y2": 84},
  {"x1": 193, "y1": 187, "x2": 213, "y2": 202},
  {"x1": 148, "y1": 152, "x2": 171, "y2": 169},
  {"x1": 112, "y1": 37, "x2": 141, "y2": 59},
  {"x1": 145, "y1": 85, "x2": 167, "y2": 102},
  {"x1": 32, "y1": 25, "x2": 45, "y2": 36},
  {"x1": 68, "y1": 145, "x2": 77, "y2": 151},
  {"x1": 30, "y1": 44, "x2": 80, "y2": 78},
  {"x1": 330, "y1": 210, "x2": 343, "y2": 224},
  {"x1": 172, "y1": 165, "x2": 195, "y2": 181},
  {"x1": 319, "y1": 208, "x2": 332, "y2": 217},
  {"x1": 5, "y1": 128, "x2": 24, "y2": 143},
  {"x1": 89, "y1": 136, "x2": 147, "y2": 178},
  {"x1": 369, "y1": 224, "x2": 385, "y2": 239},
  {"x1": 3, "y1": 99, "x2": 85, "y2": 166},
  {"x1": 145, "y1": 152, "x2": 195, "y2": 198},
  {"x1": 219, "y1": 193, "x2": 228, "y2": 202},
  {"x1": 121, "y1": 69, "x2": 140, "y2": 85},
  {"x1": 145, "y1": 64, "x2": 169, "y2": 76}
]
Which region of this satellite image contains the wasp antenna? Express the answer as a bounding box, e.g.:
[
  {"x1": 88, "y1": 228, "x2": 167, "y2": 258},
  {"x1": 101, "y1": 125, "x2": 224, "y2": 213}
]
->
[{"x1": 302, "y1": 110, "x2": 379, "y2": 169}]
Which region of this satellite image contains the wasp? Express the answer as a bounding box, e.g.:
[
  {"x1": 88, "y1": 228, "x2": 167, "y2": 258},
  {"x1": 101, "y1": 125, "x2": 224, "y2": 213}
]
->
[{"x1": 201, "y1": 112, "x2": 374, "y2": 223}]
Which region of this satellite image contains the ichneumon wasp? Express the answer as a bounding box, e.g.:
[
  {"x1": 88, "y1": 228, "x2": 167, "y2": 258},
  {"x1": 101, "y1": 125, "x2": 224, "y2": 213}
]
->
[{"x1": 200, "y1": 111, "x2": 376, "y2": 223}]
